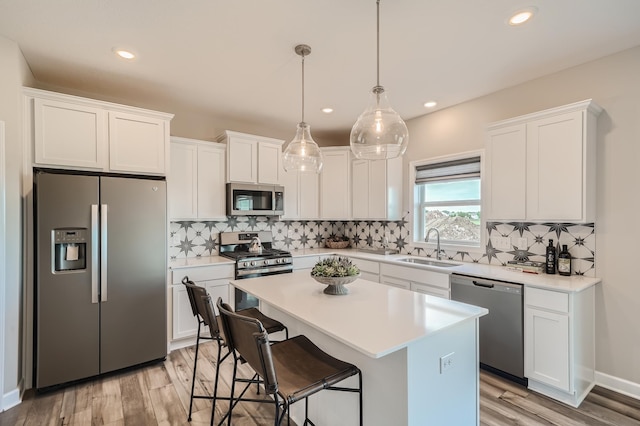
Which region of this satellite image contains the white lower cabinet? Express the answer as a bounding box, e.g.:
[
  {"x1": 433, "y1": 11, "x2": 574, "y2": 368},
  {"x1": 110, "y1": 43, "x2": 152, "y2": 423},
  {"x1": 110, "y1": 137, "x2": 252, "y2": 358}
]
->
[
  {"x1": 524, "y1": 286, "x2": 595, "y2": 407},
  {"x1": 380, "y1": 263, "x2": 450, "y2": 298},
  {"x1": 348, "y1": 257, "x2": 380, "y2": 283},
  {"x1": 170, "y1": 264, "x2": 234, "y2": 346},
  {"x1": 292, "y1": 256, "x2": 320, "y2": 273}
]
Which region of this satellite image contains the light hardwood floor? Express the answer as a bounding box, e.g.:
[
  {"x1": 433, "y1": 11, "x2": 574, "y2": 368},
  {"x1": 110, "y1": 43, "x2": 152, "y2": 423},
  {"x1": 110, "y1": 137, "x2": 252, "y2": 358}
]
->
[{"x1": 2, "y1": 341, "x2": 639, "y2": 425}]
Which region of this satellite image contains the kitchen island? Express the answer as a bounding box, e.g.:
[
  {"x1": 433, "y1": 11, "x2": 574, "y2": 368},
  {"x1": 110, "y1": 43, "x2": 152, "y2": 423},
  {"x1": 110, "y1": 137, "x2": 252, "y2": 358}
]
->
[{"x1": 230, "y1": 271, "x2": 488, "y2": 426}]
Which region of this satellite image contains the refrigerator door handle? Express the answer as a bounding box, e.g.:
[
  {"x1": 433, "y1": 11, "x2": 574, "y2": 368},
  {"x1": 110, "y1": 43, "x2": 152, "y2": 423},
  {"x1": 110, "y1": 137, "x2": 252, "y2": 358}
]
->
[
  {"x1": 101, "y1": 204, "x2": 108, "y2": 302},
  {"x1": 91, "y1": 204, "x2": 99, "y2": 304}
]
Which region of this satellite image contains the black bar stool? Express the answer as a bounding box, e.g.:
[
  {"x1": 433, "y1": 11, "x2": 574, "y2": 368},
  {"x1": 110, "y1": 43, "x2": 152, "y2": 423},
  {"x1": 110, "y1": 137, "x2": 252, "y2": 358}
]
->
[
  {"x1": 181, "y1": 276, "x2": 288, "y2": 424},
  {"x1": 216, "y1": 296, "x2": 363, "y2": 426}
]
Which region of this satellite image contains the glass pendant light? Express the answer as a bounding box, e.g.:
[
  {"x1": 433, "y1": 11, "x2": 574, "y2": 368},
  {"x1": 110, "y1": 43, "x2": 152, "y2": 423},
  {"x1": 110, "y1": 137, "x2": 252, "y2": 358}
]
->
[
  {"x1": 350, "y1": 0, "x2": 408, "y2": 160},
  {"x1": 282, "y1": 44, "x2": 323, "y2": 173}
]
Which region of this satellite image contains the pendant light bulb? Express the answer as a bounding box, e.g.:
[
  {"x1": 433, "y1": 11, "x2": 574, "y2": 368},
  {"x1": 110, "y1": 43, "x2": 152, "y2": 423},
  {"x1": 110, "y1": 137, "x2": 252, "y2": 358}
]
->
[
  {"x1": 283, "y1": 44, "x2": 323, "y2": 174},
  {"x1": 350, "y1": 0, "x2": 409, "y2": 160}
]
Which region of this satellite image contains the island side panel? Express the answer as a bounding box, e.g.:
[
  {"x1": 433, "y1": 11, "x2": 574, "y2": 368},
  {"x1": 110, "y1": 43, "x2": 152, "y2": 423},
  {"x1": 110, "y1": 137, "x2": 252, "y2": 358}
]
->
[
  {"x1": 407, "y1": 318, "x2": 480, "y2": 425},
  {"x1": 262, "y1": 303, "x2": 409, "y2": 426}
]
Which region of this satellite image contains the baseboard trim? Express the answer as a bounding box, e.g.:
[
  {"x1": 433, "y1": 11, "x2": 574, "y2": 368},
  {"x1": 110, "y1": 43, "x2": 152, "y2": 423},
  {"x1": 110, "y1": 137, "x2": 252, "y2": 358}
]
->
[
  {"x1": 2, "y1": 386, "x2": 21, "y2": 412},
  {"x1": 595, "y1": 371, "x2": 640, "y2": 401},
  {"x1": 168, "y1": 337, "x2": 196, "y2": 352}
]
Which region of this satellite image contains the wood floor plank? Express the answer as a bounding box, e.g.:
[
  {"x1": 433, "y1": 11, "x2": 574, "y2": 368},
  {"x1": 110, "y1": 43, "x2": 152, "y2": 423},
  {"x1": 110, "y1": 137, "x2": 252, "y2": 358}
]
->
[
  {"x1": 91, "y1": 376, "x2": 124, "y2": 425},
  {"x1": 480, "y1": 370, "x2": 530, "y2": 398},
  {"x1": 480, "y1": 387, "x2": 555, "y2": 426},
  {"x1": 23, "y1": 389, "x2": 64, "y2": 426},
  {"x1": 119, "y1": 369, "x2": 157, "y2": 425},
  {"x1": 148, "y1": 383, "x2": 188, "y2": 426},
  {"x1": 163, "y1": 345, "x2": 212, "y2": 417},
  {"x1": 587, "y1": 387, "x2": 640, "y2": 421},
  {"x1": 577, "y1": 399, "x2": 640, "y2": 426},
  {"x1": 501, "y1": 390, "x2": 606, "y2": 426},
  {"x1": 143, "y1": 362, "x2": 172, "y2": 390}
]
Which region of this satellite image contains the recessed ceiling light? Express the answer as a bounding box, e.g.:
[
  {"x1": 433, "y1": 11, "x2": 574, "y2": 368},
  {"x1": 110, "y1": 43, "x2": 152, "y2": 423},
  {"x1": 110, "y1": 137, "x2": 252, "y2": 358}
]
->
[
  {"x1": 113, "y1": 48, "x2": 136, "y2": 60},
  {"x1": 423, "y1": 101, "x2": 437, "y2": 108},
  {"x1": 321, "y1": 107, "x2": 334, "y2": 114},
  {"x1": 508, "y1": 7, "x2": 537, "y2": 26}
]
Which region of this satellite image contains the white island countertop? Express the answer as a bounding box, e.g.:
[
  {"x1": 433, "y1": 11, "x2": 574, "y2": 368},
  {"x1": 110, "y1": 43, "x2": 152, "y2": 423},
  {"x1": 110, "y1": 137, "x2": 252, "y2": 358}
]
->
[{"x1": 231, "y1": 270, "x2": 488, "y2": 359}]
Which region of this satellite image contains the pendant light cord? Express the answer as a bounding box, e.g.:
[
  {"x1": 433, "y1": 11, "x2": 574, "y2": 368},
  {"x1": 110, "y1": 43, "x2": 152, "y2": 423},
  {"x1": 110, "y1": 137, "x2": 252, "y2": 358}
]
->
[
  {"x1": 301, "y1": 52, "x2": 305, "y2": 124},
  {"x1": 376, "y1": 0, "x2": 380, "y2": 88}
]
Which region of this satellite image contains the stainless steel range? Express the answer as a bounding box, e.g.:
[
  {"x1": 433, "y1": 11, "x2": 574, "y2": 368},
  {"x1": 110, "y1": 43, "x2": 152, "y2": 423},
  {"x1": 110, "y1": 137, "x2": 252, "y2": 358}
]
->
[{"x1": 219, "y1": 231, "x2": 292, "y2": 310}]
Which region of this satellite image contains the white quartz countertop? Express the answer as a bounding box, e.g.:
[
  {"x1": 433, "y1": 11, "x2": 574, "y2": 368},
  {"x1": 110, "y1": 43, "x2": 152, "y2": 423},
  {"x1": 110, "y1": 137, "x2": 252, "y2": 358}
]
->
[
  {"x1": 231, "y1": 271, "x2": 488, "y2": 359},
  {"x1": 169, "y1": 248, "x2": 601, "y2": 292}
]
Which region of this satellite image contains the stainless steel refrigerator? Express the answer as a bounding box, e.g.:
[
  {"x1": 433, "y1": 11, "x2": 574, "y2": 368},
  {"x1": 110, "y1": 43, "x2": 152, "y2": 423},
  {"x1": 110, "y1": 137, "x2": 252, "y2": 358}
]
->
[{"x1": 34, "y1": 169, "x2": 167, "y2": 389}]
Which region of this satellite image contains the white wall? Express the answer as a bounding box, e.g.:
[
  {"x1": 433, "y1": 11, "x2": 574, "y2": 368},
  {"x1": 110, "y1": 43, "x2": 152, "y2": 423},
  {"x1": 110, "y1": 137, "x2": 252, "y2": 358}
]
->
[
  {"x1": 0, "y1": 35, "x2": 33, "y2": 410},
  {"x1": 403, "y1": 46, "x2": 640, "y2": 388}
]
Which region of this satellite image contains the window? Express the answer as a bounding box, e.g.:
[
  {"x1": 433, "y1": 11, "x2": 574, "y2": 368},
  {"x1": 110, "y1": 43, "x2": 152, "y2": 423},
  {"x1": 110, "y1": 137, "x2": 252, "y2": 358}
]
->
[{"x1": 413, "y1": 154, "x2": 482, "y2": 247}]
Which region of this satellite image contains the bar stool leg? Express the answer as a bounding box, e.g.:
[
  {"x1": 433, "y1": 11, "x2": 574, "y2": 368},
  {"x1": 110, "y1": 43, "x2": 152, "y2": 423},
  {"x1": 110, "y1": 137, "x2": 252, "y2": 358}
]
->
[{"x1": 188, "y1": 322, "x2": 202, "y2": 421}]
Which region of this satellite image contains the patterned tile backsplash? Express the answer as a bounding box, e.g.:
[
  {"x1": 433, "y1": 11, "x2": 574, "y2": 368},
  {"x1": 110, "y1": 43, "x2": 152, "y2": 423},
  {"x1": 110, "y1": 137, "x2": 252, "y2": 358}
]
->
[{"x1": 170, "y1": 218, "x2": 596, "y2": 277}]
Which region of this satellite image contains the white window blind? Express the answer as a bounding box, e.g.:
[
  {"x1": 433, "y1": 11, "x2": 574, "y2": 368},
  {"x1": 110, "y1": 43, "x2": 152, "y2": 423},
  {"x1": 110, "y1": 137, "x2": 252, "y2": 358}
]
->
[{"x1": 415, "y1": 156, "x2": 481, "y2": 184}]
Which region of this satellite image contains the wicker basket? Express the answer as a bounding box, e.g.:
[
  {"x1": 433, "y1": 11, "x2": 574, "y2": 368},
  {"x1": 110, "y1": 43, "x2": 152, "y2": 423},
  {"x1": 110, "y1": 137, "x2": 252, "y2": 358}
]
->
[{"x1": 325, "y1": 240, "x2": 350, "y2": 249}]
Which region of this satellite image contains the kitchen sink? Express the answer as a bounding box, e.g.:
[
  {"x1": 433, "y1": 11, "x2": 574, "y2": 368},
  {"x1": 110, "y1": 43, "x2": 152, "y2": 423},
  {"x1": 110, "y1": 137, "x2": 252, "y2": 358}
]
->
[{"x1": 396, "y1": 257, "x2": 461, "y2": 268}]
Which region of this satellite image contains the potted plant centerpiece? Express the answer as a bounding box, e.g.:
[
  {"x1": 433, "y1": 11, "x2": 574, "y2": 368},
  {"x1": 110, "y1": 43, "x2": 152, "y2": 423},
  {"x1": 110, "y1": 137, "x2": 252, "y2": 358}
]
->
[{"x1": 311, "y1": 256, "x2": 361, "y2": 295}]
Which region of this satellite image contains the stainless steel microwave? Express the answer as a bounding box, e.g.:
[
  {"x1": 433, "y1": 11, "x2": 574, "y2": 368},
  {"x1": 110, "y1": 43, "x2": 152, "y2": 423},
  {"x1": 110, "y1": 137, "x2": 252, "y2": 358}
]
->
[{"x1": 226, "y1": 183, "x2": 284, "y2": 216}]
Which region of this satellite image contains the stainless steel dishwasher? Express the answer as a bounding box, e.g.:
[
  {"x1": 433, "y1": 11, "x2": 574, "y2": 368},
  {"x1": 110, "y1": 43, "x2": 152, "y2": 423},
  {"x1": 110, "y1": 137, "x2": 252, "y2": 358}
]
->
[{"x1": 451, "y1": 273, "x2": 526, "y2": 385}]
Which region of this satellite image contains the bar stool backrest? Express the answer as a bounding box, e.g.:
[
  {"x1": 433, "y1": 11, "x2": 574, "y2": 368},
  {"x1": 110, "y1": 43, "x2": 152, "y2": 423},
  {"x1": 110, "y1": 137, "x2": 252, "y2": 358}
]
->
[
  {"x1": 216, "y1": 297, "x2": 279, "y2": 395},
  {"x1": 182, "y1": 279, "x2": 221, "y2": 337},
  {"x1": 181, "y1": 276, "x2": 198, "y2": 317}
]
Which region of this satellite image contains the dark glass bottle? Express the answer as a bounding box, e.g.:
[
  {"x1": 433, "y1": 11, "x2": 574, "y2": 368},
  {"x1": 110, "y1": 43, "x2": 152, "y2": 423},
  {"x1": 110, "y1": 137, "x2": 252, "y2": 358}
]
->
[
  {"x1": 558, "y1": 244, "x2": 572, "y2": 276},
  {"x1": 546, "y1": 239, "x2": 557, "y2": 274}
]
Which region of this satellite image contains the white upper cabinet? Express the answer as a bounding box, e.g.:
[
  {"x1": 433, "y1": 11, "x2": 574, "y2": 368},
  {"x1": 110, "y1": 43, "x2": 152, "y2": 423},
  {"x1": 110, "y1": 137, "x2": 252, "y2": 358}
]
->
[
  {"x1": 320, "y1": 147, "x2": 351, "y2": 219},
  {"x1": 352, "y1": 156, "x2": 403, "y2": 220},
  {"x1": 168, "y1": 137, "x2": 226, "y2": 220},
  {"x1": 33, "y1": 97, "x2": 108, "y2": 170},
  {"x1": 25, "y1": 88, "x2": 173, "y2": 175},
  {"x1": 109, "y1": 111, "x2": 169, "y2": 175},
  {"x1": 485, "y1": 124, "x2": 527, "y2": 220},
  {"x1": 281, "y1": 168, "x2": 319, "y2": 219},
  {"x1": 485, "y1": 100, "x2": 602, "y2": 222},
  {"x1": 217, "y1": 130, "x2": 284, "y2": 184}
]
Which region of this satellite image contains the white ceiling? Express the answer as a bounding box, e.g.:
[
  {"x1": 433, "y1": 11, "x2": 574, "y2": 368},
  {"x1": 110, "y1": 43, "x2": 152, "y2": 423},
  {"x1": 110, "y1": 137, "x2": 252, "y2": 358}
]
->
[{"x1": 2, "y1": 0, "x2": 640, "y2": 138}]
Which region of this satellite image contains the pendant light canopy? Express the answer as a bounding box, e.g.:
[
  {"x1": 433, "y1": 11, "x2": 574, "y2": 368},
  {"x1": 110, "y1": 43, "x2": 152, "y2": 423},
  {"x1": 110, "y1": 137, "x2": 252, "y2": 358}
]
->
[
  {"x1": 350, "y1": 0, "x2": 408, "y2": 160},
  {"x1": 282, "y1": 44, "x2": 323, "y2": 174}
]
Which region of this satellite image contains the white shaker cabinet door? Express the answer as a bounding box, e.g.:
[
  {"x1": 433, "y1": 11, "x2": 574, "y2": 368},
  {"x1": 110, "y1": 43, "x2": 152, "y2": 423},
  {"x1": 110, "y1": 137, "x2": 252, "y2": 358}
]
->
[
  {"x1": 320, "y1": 148, "x2": 351, "y2": 219},
  {"x1": 299, "y1": 172, "x2": 319, "y2": 218},
  {"x1": 227, "y1": 135, "x2": 257, "y2": 183},
  {"x1": 34, "y1": 97, "x2": 108, "y2": 170},
  {"x1": 485, "y1": 124, "x2": 526, "y2": 221},
  {"x1": 524, "y1": 307, "x2": 570, "y2": 392},
  {"x1": 109, "y1": 111, "x2": 168, "y2": 175},
  {"x1": 526, "y1": 111, "x2": 584, "y2": 221},
  {"x1": 197, "y1": 144, "x2": 226, "y2": 218},
  {"x1": 258, "y1": 141, "x2": 281, "y2": 184},
  {"x1": 168, "y1": 141, "x2": 198, "y2": 219},
  {"x1": 172, "y1": 285, "x2": 198, "y2": 340},
  {"x1": 351, "y1": 159, "x2": 369, "y2": 219}
]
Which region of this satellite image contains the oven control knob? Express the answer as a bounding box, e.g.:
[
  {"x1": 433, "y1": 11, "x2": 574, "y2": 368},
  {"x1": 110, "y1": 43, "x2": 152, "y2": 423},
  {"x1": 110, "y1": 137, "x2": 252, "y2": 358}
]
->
[
  {"x1": 263, "y1": 259, "x2": 269, "y2": 266},
  {"x1": 276, "y1": 258, "x2": 282, "y2": 264},
  {"x1": 250, "y1": 261, "x2": 256, "y2": 266}
]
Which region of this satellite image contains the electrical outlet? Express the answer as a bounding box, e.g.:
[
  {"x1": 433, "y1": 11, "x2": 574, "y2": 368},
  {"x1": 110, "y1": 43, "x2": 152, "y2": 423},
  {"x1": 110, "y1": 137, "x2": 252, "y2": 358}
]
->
[
  {"x1": 440, "y1": 352, "x2": 455, "y2": 374},
  {"x1": 515, "y1": 237, "x2": 528, "y2": 250},
  {"x1": 494, "y1": 236, "x2": 511, "y2": 250}
]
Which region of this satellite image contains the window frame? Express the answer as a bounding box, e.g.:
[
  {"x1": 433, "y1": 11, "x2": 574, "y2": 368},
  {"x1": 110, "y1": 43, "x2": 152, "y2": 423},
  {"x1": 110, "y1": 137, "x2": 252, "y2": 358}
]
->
[{"x1": 409, "y1": 150, "x2": 486, "y2": 253}]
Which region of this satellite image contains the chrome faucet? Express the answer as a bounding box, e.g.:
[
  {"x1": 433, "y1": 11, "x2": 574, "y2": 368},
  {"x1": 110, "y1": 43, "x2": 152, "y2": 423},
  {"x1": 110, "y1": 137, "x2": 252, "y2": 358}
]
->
[{"x1": 425, "y1": 228, "x2": 442, "y2": 260}]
